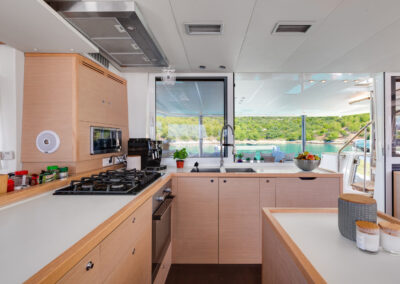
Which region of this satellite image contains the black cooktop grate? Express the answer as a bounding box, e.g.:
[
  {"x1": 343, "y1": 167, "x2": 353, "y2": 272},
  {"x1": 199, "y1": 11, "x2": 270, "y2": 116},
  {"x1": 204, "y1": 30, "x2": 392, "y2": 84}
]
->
[{"x1": 53, "y1": 169, "x2": 161, "y2": 195}]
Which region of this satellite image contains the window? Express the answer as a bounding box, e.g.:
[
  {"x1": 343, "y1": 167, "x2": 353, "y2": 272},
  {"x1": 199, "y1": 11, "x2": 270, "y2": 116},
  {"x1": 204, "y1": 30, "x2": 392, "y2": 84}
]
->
[
  {"x1": 155, "y1": 78, "x2": 227, "y2": 158},
  {"x1": 234, "y1": 73, "x2": 373, "y2": 160}
]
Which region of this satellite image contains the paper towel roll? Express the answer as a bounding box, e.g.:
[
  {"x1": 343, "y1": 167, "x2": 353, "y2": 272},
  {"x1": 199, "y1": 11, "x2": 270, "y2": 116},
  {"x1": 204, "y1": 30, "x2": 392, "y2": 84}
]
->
[{"x1": 127, "y1": 156, "x2": 141, "y2": 170}]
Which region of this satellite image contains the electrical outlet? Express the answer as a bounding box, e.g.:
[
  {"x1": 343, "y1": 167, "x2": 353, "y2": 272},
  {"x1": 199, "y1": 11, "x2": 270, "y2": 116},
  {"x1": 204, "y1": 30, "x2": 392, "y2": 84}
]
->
[
  {"x1": 0, "y1": 151, "x2": 15, "y2": 160},
  {"x1": 114, "y1": 155, "x2": 125, "y2": 165},
  {"x1": 102, "y1": 157, "x2": 113, "y2": 167}
]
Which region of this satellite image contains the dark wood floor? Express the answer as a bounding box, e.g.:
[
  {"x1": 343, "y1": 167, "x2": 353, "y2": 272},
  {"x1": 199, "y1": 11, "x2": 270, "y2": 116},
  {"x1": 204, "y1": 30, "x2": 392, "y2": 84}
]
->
[{"x1": 165, "y1": 264, "x2": 261, "y2": 284}]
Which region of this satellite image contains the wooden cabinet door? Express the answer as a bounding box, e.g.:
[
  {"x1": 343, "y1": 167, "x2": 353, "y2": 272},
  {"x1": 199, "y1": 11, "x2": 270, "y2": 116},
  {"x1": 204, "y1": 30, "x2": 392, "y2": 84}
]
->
[
  {"x1": 172, "y1": 177, "x2": 219, "y2": 263},
  {"x1": 77, "y1": 60, "x2": 108, "y2": 124},
  {"x1": 105, "y1": 75, "x2": 128, "y2": 126},
  {"x1": 219, "y1": 178, "x2": 260, "y2": 264},
  {"x1": 276, "y1": 177, "x2": 340, "y2": 208},
  {"x1": 101, "y1": 199, "x2": 152, "y2": 283},
  {"x1": 57, "y1": 246, "x2": 101, "y2": 284},
  {"x1": 260, "y1": 178, "x2": 276, "y2": 209}
]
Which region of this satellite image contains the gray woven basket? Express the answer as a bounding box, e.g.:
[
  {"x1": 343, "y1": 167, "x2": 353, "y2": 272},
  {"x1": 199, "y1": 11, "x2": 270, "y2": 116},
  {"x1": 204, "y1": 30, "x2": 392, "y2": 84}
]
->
[{"x1": 338, "y1": 195, "x2": 377, "y2": 241}]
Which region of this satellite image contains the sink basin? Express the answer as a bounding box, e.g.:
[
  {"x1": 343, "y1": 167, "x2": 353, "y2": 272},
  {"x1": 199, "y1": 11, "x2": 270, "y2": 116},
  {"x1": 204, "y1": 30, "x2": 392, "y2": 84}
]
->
[
  {"x1": 225, "y1": 168, "x2": 256, "y2": 173},
  {"x1": 190, "y1": 168, "x2": 221, "y2": 173}
]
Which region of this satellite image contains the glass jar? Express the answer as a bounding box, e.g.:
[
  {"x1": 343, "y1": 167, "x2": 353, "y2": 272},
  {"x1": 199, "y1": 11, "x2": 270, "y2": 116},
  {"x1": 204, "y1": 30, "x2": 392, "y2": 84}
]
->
[
  {"x1": 14, "y1": 170, "x2": 29, "y2": 188},
  {"x1": 379, "y1": 221, "x2": 400, "y2": 254},
  {"x1": 47, "y1": 166, "x2": 60, "y2": 179},
  {"x1": 59, "y1": 167, "x2": 69, "y2": 179},
  {"x1": 356, "y1": 221, "x2": 380, "y2": 253}
]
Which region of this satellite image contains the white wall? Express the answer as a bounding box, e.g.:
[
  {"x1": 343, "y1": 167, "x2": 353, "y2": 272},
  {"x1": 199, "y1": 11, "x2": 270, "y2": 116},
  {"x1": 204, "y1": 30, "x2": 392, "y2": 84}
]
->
[{"x1": 0, "y1": 45, "x2": 24, "y2": 173}]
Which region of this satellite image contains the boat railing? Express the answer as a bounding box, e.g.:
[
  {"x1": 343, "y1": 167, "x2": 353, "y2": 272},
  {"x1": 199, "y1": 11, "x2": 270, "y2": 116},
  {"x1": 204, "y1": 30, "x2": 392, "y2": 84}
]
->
[{"x1": 337, "y1": 121, "x2": 374, "y2": 192}]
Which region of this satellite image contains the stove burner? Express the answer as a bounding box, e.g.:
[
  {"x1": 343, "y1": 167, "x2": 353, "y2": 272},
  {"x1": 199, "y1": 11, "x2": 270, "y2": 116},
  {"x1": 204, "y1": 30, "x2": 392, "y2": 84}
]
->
[{"x1": 54, "y1": 169, "x2": 161, "y2": 195}]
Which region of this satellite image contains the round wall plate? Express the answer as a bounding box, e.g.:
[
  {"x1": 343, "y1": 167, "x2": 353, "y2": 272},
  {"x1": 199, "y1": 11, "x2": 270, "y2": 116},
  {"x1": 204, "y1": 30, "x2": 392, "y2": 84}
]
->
[{"x1": 36, "y1": 130, "x2": 60, "y2": 154}]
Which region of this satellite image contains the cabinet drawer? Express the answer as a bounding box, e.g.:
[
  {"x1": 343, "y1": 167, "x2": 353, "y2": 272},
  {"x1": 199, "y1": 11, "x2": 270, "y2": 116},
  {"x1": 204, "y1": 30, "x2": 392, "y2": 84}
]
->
[
  {"x1": 276, "y1": 177, "x2": 340, "y2": 208},
  {"x1": 57, "y1": 246, "x2": 100, "y2": 284},
  {"x1": 101, "y1": 199, "x2": 152, "y2": 279},
  {"x1": 153, "y1": 243, "x2": 172, "y2": 284}
]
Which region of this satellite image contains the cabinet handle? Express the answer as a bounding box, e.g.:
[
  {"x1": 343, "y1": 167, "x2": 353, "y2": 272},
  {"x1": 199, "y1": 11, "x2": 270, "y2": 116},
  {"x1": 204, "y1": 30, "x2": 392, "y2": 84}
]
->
[
  {"x1": 132, "y1": 248, "x2": 136, "y2": 255},
  {"x1": 266, "y1": 179, "x2": 270, "y2": 183},
  {"x1": 86, "y1": 261, "x2": 94, "y2": 271},
  {"x1": 102, "y1": 100, "x2": 105, "y2": 104},
  {"x1": 299, "y1": 177, "x2": 317, "y2": 180},
  {"x1": 210, "y1": 179, "x2": 214, "y2": 183},
  {"x1": 223, "y1": 180, "x2": 227, "y2": 183},
  {"x1": 132, "y1": 217, "x2": 136, "y2": 223}
]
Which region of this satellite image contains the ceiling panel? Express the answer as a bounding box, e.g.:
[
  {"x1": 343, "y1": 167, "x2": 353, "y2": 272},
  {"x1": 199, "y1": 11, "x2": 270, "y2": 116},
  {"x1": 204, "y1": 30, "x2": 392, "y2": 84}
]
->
[
  {"x1": 235, "y1": 0, "x2": 343, "y2": 72},
  {"x1": 278, "y1": 0, "x2": 400, "y2": 72},
  {"x1": 169, "y1": 0, "x2": 257, "y2": 72},
  {"x1": 0, "y1": 0, "x2": 97, "y2": 53}
]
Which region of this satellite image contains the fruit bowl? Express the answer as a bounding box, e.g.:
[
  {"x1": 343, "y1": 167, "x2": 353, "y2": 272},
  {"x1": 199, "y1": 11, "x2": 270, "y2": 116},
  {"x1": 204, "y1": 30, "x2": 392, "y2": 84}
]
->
[{"x1": 294, "y1": 158, "x2": 321, "y2": 171}]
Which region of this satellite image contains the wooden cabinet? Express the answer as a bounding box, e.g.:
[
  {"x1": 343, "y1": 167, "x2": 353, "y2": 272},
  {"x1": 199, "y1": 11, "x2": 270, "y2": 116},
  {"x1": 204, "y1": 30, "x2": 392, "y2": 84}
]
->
[
  {"x1": 172, "y1": 177, "x2": 219, "y2": 263},
  {"x1": 57, "y1": 246, "x2": 101, "y2": 284},
  {"x1": 22, "y1": 54, "x2": 128, "y2": 174},
  {"x1": 260, "y1": 178, "x2": 276, "y2": 209},
  {"x1": 276, "y1": 177, "x2": 340, "y2": 208},
  {"x1": 58, "y1": 199, "x2": 152, "y2": 284},
  {"x1": 219, "y1": 178, "x2": 260, "y2": 263},
  {"x1": 153, "y1": 243, "x2": 172, "y2": 284}
]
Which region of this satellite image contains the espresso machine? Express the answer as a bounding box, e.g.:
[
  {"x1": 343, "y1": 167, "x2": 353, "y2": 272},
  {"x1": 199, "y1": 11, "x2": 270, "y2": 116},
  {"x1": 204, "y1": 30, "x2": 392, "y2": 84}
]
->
[{"x1": 128, "y1": 138, "x2": 166, "y2": 171}]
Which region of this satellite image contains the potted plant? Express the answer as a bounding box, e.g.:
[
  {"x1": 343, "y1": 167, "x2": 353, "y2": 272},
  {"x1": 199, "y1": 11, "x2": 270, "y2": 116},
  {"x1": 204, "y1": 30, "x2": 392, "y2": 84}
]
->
[
  {"x1": 236, "y1": 153, "x2": 243, "y2": 163},
  {"x1": 260, "y1": 157, "x2": 264, "y2": 163},
  {"x1": 246, "y1": 157, "x2": 251, "y2": 163},
  {"x1": 173, "y1": 148, "x2": 188, "y2": 168}
]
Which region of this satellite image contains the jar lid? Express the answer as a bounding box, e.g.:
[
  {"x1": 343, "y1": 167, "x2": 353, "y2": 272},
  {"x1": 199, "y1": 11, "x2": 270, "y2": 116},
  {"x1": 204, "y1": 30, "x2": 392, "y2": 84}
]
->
[
  {"x1": 339, "y1": 194, "x2": 376, "y2": 205},
  {"x1": 379, "y1": 221, "x2": 400, "y2": 236},
  {"x1": 356, "y1": 221, "x2": 379, "y2": 234},
  {"x1": 59, "y1": 167, "x2": 68, "y2": 172},
  {"x1": 15, "y1": 170, "x2": 28, "y2": 175},
  {"x1": 47, "y1": 165, "x2": 59, "y2": 171}
]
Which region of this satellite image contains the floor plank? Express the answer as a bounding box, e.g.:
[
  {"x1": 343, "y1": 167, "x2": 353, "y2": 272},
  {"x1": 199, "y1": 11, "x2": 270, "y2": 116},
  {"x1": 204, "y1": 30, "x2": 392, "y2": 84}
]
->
[{"x1": 165, "y1": 264, "x2": 261, "y2": 284}]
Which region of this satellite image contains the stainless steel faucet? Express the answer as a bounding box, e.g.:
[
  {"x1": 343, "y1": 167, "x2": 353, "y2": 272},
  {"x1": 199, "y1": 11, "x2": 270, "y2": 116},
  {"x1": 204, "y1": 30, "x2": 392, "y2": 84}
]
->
[{"x1": 220, "y1": 123, "x2": 236, "y2": 169}]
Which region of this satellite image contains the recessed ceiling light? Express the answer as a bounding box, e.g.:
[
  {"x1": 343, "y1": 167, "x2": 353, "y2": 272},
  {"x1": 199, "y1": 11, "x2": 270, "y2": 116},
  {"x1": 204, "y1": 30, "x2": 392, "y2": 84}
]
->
[
  {"x1": 219, "y1": 65, "x2": 226, "y2": 69},
  {"x1": 353, "y1": 80, "x2": 360, "y2": 83},
  {"x1": 308, "y1": 80, "x2": 315, "y2": 83},
  {"x1": 321, "y1": 80, "x2": 327, "y2": 83},
  {"x1": 127, "y1": 26, "x2": 135, "y2": 31},
  {"x1": 343, "y1": 80, "x2": 349, "y2": 83},
  {"x1": 199, "y1": 65, "x2": 206, "y2": 69}
]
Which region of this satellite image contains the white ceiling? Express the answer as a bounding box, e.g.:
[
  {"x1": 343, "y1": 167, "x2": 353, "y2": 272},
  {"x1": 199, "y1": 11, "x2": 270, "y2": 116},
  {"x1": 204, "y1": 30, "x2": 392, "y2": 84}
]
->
[
  {"x1": 0, "y1": 0, "x2": 98, "y2": 53},
  {"x1": 3, "y1": 0, "x2": 400, "y2": 72}
]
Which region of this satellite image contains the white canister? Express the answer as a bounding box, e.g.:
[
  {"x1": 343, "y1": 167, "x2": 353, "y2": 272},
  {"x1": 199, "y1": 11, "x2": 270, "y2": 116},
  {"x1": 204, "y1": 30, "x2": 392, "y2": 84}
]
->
[
  {"x1": 127, "y1": 156, "x2": 141, "y2": 170},
  {"x1": 379, "y1": 221, "x2": 400, "y2": 254},
  {"x1": 355, "y1": 221, "x2": 380, "y2": 253}
]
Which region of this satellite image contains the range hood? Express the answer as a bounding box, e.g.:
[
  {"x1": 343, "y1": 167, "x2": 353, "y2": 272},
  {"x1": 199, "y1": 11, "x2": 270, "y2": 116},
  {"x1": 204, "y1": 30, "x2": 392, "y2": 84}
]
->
[{"x1": 47, "y1": 1, "x2": 168, "y2": 68}]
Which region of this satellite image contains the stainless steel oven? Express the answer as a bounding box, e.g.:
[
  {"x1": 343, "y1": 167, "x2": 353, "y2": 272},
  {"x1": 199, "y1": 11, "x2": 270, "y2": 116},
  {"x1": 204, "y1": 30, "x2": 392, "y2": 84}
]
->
[
  {"x1": 152, "y1": 181, "x2": 173, "y2": 281},
  {"x1": 90, "y1": 126, "x2": 122, "y2": 155}
]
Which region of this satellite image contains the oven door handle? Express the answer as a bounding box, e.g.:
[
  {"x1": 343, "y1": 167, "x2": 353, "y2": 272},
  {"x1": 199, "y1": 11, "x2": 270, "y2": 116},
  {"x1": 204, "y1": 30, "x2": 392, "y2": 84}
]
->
[{"x1": 152, "y1": 195, "x2": 175, "y2": 221}]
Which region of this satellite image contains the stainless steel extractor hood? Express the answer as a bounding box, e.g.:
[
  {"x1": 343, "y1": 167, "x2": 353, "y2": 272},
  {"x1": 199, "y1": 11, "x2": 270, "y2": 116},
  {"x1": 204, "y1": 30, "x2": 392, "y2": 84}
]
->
[{"x1": 46, "y1": 1, "x2": 168, "y2": 68}]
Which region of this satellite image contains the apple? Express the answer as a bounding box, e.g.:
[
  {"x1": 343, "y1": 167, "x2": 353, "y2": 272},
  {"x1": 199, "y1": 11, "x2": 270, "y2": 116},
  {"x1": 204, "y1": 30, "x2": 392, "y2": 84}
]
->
[{"x1": 306, "y1": 154, "x2": 315, "y2": 160}]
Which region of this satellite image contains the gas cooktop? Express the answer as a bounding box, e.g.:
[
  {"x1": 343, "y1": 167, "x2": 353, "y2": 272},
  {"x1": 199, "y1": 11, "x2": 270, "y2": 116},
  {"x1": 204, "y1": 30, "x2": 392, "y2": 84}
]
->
[{"x1": 53, "y1": 169, "x2": 161, "y2": 195}]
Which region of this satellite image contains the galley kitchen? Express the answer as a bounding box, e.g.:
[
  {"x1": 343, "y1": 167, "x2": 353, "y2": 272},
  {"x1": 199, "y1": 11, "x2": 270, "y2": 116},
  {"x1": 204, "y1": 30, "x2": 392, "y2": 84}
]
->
[{"x1": 1, "y1": 1, "x2": 400, "y2": 284}]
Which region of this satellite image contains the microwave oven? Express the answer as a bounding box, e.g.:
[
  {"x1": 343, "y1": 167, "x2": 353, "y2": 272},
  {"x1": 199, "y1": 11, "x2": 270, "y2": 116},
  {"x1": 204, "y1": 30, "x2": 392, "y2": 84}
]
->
[{"x1": 90, "y1": 126, "x2": 122, "y2": 155}]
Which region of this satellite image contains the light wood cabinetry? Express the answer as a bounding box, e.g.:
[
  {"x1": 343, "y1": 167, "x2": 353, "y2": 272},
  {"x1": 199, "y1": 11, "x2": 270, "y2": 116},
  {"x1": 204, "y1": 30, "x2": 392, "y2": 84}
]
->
[
  {"x1": 58, "y1": 199, "x2": 152, "y2": 284},
  {"x1": 276, "y1": 177, "x2": 340, "y2": 208},
  {"x1": 153, "y1": 243, "x2": 172, "y2": 284},
  {"x1": 219, "y1": 178, "x2": 260, "y2": 263},
  {"x1": 260, "y1": 178, "x2": 276, "y2": 208},
  {"x1": 172, "y1": 177, "x2": 219, "y2": 263},
  {"x1": 58, "y1": 246, "x2": 101, "y2": 284},
  {"x1": 22, "y1": 54, "x2": 128, "y2": 174}
]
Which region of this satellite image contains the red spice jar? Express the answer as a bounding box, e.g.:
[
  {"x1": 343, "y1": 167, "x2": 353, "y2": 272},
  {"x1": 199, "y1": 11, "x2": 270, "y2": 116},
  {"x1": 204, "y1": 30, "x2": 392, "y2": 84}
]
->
[{"x1": 7, "y1": 179, "x2": 14, "y2": 192}]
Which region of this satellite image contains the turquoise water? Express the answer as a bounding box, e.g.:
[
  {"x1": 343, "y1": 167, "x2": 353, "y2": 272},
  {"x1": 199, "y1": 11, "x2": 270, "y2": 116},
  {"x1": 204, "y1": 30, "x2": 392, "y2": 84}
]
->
[{"x1": 167, "y1": 142, "x2": 354, "y2": 158}]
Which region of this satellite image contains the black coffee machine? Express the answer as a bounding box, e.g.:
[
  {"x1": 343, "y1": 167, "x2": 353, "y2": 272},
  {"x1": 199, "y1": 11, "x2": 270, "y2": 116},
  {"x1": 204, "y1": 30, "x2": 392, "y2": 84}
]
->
[{"x1": 128, "y1": 138, "x2": 166, "y2": 171}]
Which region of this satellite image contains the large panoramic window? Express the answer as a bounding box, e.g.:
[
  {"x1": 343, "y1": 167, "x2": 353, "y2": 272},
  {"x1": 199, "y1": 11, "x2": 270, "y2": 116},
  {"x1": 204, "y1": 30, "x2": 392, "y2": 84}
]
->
[
  {"x1": 234, "y1": 73, "x2": 373, "y2": 160},
  {"x1": 156, "y1": 78, "x2": 227, "y2": 158}
]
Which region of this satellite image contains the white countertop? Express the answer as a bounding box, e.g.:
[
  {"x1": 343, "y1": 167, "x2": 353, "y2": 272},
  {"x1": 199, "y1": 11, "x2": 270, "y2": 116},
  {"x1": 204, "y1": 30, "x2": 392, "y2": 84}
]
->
[
  {"x1": 273, "y1": 212, "x2": 400, "y2": 284},
  {"x1": 0, "y1": 190, "x2": 137, "y2": 284},
  {"x1": 162, "y1": 162, "x2": 336, "y2": 175}
]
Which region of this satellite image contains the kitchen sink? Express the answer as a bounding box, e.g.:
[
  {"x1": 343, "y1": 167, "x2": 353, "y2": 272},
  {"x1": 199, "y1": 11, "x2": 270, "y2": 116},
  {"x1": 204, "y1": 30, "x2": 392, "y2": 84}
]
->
[
  {"x1": 190, "y1": 168, "x2": 221, "y2": 173},
  {"x1": 225, "y1": 168, "x2": 256, "y2": 173}
]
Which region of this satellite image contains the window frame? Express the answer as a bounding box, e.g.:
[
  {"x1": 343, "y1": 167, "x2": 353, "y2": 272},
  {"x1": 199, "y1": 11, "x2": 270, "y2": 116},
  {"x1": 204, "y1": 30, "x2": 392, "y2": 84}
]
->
[{"x1": 154, "y1": 76, "x2": 229, "y2": 158}]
